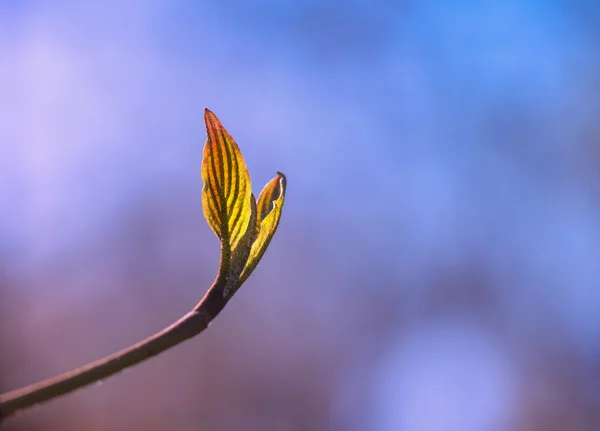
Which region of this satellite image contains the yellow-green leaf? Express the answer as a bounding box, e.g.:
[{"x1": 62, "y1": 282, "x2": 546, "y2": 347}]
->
[
  {"x1": 201, "y1": 109, "x2": 253, "y2": 257},
  {"x1": 238, "y1": 172, "x2": 286, "y2": 285},
  {"x1": 256, "y1": 172, "x2": 284, "y2": 228},
  {"x1": 223, "y1": 195, "x2": 258, "y2": 298}
]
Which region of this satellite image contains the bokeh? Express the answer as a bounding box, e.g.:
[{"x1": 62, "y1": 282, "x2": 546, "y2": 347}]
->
[{"x1": 1, "y1": 1, "x2": 600, "y2": 430}]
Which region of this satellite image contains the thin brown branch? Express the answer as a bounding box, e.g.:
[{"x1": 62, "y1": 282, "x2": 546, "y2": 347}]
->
[{"x1": 0, "y1": 282, "x2": 228, "y2": 423}]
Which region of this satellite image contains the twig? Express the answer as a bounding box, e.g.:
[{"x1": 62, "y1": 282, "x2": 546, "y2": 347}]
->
[{"x1": 0, "y1": 282, "x2": 227, "y2": 423}]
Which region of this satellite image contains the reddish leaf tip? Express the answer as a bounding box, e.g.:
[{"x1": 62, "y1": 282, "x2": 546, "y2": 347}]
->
[
  {"x1": 204, "y1": 108, "x2": 218, "y2": 125},
  {"x1": 276, "y1": 171, "x2": 287, "y2": 188}
]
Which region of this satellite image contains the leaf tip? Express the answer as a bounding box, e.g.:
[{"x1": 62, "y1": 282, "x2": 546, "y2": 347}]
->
[
  {"x1": 276, "y1": 171, "x2": 286, "y2": 188},
  {"x1": 204, "y1": 108, "x2": 221, "y2": 129}
]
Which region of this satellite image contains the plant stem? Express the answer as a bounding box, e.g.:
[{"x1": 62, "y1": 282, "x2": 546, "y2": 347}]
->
[{"x1": 0, "y1": 283, "x2": 227, "y2": 423}]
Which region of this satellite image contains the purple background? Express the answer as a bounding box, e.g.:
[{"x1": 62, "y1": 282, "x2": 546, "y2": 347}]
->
[{"x1": 1, "y1": 1, "x2": 600, "y2": 430}]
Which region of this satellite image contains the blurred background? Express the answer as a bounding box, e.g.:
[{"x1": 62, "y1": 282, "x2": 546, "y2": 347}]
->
[{"x1": 1, "y1": 1, "x2": 600, "y2": 430}]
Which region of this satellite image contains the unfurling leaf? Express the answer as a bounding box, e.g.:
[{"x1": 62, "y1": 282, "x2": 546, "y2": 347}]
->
[
  {"x1": 200, "y1": 109, "x2": 286, "y2": 300},
  {"x1": 238, "y1": 172, "x2": 286, "y2": 285},
  {"x1": 222, "y1": 195, "x2": 257, "y2": 298},
  {"x1": 201, "y1": 109, "x2": 253, "y2": 257}
]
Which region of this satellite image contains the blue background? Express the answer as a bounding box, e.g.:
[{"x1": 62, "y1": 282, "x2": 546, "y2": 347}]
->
[{"x1": 1, "y1": 1, "x2": 599, "y2": 429}]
